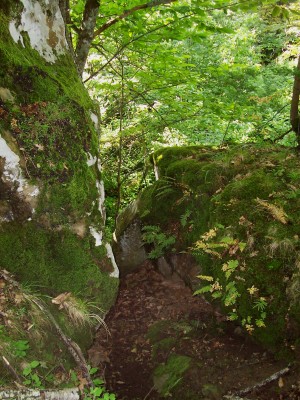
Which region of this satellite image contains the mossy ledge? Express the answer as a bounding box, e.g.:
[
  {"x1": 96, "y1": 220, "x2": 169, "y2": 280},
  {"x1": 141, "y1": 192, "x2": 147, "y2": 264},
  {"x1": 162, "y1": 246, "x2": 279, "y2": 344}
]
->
[{"x1": 131, "y1": 144, "x2": 300, "y2": 354}]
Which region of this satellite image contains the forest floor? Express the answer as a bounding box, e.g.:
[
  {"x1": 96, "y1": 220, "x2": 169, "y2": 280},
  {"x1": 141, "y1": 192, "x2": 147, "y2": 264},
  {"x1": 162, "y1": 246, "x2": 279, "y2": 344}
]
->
[{"x1": 89, "y1": 261, "x2": 300, "y2": 400}]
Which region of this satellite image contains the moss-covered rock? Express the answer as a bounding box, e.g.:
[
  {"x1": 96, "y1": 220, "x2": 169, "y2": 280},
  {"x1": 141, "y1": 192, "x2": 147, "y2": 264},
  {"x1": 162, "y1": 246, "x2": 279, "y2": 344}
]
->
[{"x1": 127, "y1": 144, "x2": 300, "y2": 354}]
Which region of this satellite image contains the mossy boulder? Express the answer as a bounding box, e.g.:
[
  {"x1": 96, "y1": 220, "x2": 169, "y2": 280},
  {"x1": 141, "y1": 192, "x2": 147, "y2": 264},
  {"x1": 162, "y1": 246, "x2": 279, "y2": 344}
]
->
[
  {"x1": 128, "y1": 144, "x2": 300, "y2": 353},
  {"x1": 0, "y1": 0, "x2": 118, "y2": 386}
]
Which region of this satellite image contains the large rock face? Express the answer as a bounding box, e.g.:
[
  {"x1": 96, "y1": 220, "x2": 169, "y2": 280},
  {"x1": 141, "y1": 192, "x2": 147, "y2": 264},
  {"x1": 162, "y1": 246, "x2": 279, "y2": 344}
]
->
[
  {"x1": 0, "y1": 0, "x2": 118, "y2": 385},
  {"x1": 115, "y1": 144, "x2": 300, "y2": 353}
]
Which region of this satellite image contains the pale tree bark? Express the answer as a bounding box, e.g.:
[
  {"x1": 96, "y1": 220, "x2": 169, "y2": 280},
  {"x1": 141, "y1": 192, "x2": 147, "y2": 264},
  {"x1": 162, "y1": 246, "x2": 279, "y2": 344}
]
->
[
  {"x1": 290, "y1": 54, "x2": 300, "y2": 145},
  {"x1": 0, "y1": 388, "x2": 80, "y2": 400},
  {"x1": 75, "y1": 0, "x2": 100, "y2": 76},
  {"x1": 59, "y1": 0, "x2": 77, "y2": 65}
]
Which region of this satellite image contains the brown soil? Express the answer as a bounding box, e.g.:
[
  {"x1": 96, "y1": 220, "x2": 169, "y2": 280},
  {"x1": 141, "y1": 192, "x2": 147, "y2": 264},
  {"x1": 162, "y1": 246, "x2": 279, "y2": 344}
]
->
[{"x1": 89, "y1": 261, "x2": 300, "y2": 400}]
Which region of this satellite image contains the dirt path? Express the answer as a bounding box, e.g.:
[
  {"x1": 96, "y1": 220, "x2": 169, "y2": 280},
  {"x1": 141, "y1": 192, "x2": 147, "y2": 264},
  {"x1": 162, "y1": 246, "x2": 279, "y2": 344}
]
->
[{"x1": 89, "y1": 262, "x2": 300, "y2": 400}]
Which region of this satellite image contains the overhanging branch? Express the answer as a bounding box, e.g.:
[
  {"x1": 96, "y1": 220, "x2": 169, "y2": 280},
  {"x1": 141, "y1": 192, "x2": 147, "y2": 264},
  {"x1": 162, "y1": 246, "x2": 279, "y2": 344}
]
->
[{"x1": 93, "y1": 0, "x2": 177, "y2": 38}]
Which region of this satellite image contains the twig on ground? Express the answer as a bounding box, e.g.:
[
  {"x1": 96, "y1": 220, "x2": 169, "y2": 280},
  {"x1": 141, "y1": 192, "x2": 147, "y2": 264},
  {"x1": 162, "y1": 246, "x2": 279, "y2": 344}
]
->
[
  {"x1": 27, "y1": 296, "x2": 93, "y2": 387},
  {"x1": 143, "y1": 385, "x2": 155, "y2": 400},
  {"x1": 1, "y1": 356, "x2": 22, "y2": 386},
  {"x1": 224, "y1": 364, "x2": 291, "y2": 399}
]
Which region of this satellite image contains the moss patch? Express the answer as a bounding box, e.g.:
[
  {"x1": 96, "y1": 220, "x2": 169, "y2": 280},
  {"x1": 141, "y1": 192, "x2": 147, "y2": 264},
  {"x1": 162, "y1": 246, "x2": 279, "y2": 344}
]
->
[
  {"x1": 0, "y1": 222, "x2": 118, "y2": 310},
  {"x1": 153, "y1": 354, "x2": 192, "y2": 397}
]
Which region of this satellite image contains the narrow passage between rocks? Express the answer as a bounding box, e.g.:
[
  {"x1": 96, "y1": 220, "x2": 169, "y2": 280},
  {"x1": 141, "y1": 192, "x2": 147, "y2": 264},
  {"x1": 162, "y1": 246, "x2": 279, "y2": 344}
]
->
[{"x1": 89, "y1": 262, "x2": 300, "y2": 400}]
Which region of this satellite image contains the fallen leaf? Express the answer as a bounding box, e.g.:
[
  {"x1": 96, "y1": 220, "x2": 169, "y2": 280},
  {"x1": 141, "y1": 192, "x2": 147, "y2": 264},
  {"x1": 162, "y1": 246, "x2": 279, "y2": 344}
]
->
[
  {"x1": 34, "y1": 143, "x2": 44, "y2": 151},
  {"x1": 52, "y1": 292, "x2": 71, "y2": 308},
  {"x1": 14, "y1": 293, "x2": 23, "y2": 304},
  {"x1": 278, "y1": 377, "x2": 284, "y2": 388}
]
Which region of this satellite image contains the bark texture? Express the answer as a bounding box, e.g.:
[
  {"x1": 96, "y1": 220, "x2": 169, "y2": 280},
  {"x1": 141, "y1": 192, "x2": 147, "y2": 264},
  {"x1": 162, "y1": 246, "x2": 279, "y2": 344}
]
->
[
  {"x1": 0, "y1": 388, "x2": 80, "y2": 400},
  {"x1": 75, "y1": 0, "x2": 100, "y2": 76},
  {"x1": 290, "y1": 54, "x2": 300, "y2": 143}
]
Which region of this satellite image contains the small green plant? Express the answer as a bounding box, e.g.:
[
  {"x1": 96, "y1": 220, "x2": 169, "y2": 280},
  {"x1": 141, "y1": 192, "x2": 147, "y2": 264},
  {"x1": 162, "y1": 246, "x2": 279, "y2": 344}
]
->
[
  {"x1": 193, "y1": 226, "x2": 268, "y2": 333},
  {"x1": 22, "y1": 360, "x2": 43, "y2": 388},
  {"x1": 142, "y1": 225, "x2": 176, "y2": 259},
  {"x1": 180, "y1": 209, "x2": 192, "y2": 227},
  {"x1": 83, "y1": 367, "x2": 116, "y2": 400},
  {"x1": 12, "y1": 340, "x2": 29, "y2": 357}
]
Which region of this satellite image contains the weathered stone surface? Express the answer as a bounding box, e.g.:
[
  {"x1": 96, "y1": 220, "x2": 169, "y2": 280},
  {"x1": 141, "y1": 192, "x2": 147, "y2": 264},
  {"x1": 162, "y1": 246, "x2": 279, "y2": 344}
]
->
[
  {"x1": 113, "y1": 218, "x2": 147, "y2": 276},
  {"x1": 156, "y1": 254, "x2": 201, "y2": 288}
]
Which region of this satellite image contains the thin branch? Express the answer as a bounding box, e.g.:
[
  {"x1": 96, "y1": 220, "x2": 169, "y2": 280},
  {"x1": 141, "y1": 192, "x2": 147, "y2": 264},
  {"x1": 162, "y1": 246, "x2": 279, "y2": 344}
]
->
[
  {"x1": 115, "y1": 60, "x2": 125, "y2": 224},
  {"x1": 93, "y1": 0, "x2": 177, "y2": 38},
  {"x1": 106, "y1": 61, "x2": 169, "y2": 125},
  {"x1": 272, "y1": 127, "x2": 293, "y2": 142},
  {"x1": 229, "y1": 364, "x2": 291, "y2": 398},
  {"x1": 290, "y1": 54, "x2": 300, "y2": 142},
  {"x1": 84, "y1": 12, "x2": 195, "y2": 82},
  {"x1": 28, "y1": 295, "x2": 93, "y2": 387},
  {"x1": 84, "y1": 0, "x2": 250, "y2": 82},
  {"x1": 2, "y1": 356, "x2": 22, "y2": 386}
]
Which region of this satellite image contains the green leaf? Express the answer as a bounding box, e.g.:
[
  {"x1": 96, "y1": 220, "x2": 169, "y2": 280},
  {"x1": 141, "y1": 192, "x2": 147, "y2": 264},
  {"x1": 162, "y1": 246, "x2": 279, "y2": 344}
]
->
[
  {"x1": 212, "y1": 291, "x2": 222, "y2": 299},
  {"x1": 23, "y1": 367, "x2": 32, "y2": 376},
  {"x1": 221, "y1": 236, "x2": 235, "y2": 245},
  {"x1": 194, "y1": 285, "x2": 212, "y2": 294},
  {"x1": 89, "y1": 367, "x2": 98, "y2": 375},
  {"x1": 91, "y1": 387, "x2": 104, "y2": 397},
  {"x1": 30, "y1": 361, "x2": 40, "y2": 369},
  {"x1": 93, "y1": 378, "x2": 105, "y2": 386},
  {"x1": 227, "y1": 260, "x2": 239, "y2": 270},
  {"x1": 271, "y1": 5, "x2": 282, "y2": 17},
  {"x1": 238, "y1": 242, "x2": 246, "y2": 252}
]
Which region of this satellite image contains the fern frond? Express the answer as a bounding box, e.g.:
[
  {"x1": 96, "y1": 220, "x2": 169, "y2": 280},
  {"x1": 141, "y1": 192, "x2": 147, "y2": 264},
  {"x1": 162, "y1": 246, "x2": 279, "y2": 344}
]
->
[{"x1": 255, "y1": 198, "x2": 288, "y2": 224}]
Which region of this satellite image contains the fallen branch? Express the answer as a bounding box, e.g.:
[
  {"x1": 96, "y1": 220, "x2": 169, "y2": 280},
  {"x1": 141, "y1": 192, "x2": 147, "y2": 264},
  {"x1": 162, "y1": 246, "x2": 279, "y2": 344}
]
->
[
  {"x1": 224, "y1": 396, "x2": 251, "y2": 400},
  {"x1": 27, "y1": 295, "x2": 93, "y2": 387},
  {"x1": 2, "y1": 356, "x2": 22, "y2": 386},
  {"x1": 225, "y1": 364, "x2": 291, "y2": 398},
  {"x1": 0, "y1": 388, "x2": 80, "y2": 400}
]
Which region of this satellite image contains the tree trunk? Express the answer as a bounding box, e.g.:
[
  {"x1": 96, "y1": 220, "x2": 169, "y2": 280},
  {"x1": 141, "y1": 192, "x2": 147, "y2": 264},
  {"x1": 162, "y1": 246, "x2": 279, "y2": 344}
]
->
[
  {"x1": 75, "y1": 0, "x2": 100, "y2": 76},
  {"x1": 290, "y1": 54, "x2": 300, "y2": 145},
  {"x1": 0, "y1": 0, "x2": 118, "y2": 390}
]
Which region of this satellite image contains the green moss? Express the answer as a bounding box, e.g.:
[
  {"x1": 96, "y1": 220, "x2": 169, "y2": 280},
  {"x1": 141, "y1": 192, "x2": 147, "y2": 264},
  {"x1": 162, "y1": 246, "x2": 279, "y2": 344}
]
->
[
  {"x1": 153, "y1": 354, "x2": 192, "y2": 396},
  {"x1": 0, "y1": 222, "x2": 118, "y2": 310},
  {"x1": 0, "y1": 12, "x2": 98, "y2": 182},
  {"x1": 0, "y1": 12, "x2": 93, "y2": 108}
]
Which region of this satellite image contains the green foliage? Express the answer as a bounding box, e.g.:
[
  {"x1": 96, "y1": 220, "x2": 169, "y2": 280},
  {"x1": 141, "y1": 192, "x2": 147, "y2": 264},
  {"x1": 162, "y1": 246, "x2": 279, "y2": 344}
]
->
[
  {"x1": 142, "y1": 225, "x2": 176, "y2": 259},
  {"x1": 86, "y1": 0, "x2": 300, "y2": 219},
  {"x1": 12, "y1": 340, "x2": 29, "y2": 358},
  {"x1": 83, "y1": 367, "x2": 117, "y2": 400},
  {"x1": 22, "y1": 361, "x2": 43, "y2": 389},
  {"x1": 193, "y1": 226, "x2": 268, "y2": 333}
]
